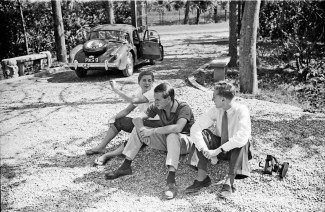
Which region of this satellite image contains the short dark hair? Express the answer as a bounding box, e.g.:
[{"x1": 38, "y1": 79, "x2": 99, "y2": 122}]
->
[
  {"x1": 138, "y1": 70, "x2": 154, "y2": 83},
  {"x1": 154, "y1": 83, "x2": 175, "y2": 101},
  {"x1": 214, "y1": 81, "x2": 236, "y2": 100}
]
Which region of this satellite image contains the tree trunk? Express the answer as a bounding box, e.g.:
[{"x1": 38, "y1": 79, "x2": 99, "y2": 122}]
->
[
  {"x1": 214, "y1": 6, "x2": 218, "y2": 23},
  {"x1": 228, "y1": 1, "x2": 237, "y2": 67},
  {"x1": 184, "y1": 0, "x2": 190, "y2": 24},
  {"x1": 51, "y1": 0, "x2": 67, "y2": 63},
  {"x1": 17, "y1": 0, "x2": 29, "y2": 55},
  {"x1": 280, "y1": 1, "x2": 285, "y2": 42},
  {"x1": 195, "y1": 8, "x2": 200, "y2": 24},
  {"x1": 237, "y1": 1, "x2": 241, "y2": 38},
  {"x1": 239, "y1": 0, "x2": 261, "y2": 94},
  {"x1": 105, "y1": 0, "x2": 115, "y2": 24}
]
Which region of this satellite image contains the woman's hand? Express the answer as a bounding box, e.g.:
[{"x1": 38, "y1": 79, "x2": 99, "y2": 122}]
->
[{"x1": 108, "y1": 116, "x2": 116, "y2": 124}]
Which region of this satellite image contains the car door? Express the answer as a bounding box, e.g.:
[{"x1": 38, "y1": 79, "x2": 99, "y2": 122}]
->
[{"x1": 139, "y1": 30, "x2": 164, "y2": 61}]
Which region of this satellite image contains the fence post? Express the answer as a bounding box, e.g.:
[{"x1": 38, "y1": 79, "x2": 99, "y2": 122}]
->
[
  {"x1": 225, "y1": 9, "x2": 227, "y2": 21},
  {"x1": 179, "y1": 10, "x2": 181, "y2": 24}
]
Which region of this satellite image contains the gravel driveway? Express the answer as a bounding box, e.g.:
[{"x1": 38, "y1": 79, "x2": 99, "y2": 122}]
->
[{"x1": 1, "y1": 23, "x2": 324, "y2": 212}]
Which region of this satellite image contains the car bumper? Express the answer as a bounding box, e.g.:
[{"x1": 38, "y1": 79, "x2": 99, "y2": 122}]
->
[{"x1": 68, "y1": 60, "x2": 119, "y2": 71}]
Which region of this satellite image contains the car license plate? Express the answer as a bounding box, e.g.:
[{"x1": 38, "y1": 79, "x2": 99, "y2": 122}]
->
[{"x1": 85, "y1": 57, "x2": 98, "y2": 63}]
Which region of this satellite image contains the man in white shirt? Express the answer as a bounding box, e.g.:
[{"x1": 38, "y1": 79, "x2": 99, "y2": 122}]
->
[{"x1": 185, "y1": 81, "x2": 252, "y2": 198}]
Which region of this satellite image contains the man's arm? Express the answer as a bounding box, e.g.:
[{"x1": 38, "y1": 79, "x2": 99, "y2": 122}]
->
[
  {"x1": 219, "y1": 106, "x2": 251, "y2": 152},
  {"x1": 110, "y1": 80, "x2": 149, "y2": 104},
  {"x1": 132, "y1": 112, "x2": 150, "y2": 130},
  {"x1": 140, "y1": 118, "x2": 188, "y2": 137},
  {"x1": 190, "y1": 107, "x2": 216, "y2": 151}
]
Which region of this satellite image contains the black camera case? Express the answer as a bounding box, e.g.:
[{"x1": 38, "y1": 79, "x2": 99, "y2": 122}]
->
[{"x1": 259, "y1": 155, "x2": 289, "y2": 178}]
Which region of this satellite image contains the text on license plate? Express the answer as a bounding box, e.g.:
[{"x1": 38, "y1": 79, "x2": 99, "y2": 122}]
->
[{"x1": 85, "y1": 57, "x2": 99, "y2": 63}]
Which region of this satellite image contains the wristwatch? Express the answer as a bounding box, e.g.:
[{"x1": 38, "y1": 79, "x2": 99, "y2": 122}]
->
[{"x1": 220, "y1": 147, "x2": 226, "y2": 154}]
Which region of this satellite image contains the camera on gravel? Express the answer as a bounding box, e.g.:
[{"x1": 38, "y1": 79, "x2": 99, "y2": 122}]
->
[{"x1": 259, "y1": 155, "x2": 289, "y2": 178}]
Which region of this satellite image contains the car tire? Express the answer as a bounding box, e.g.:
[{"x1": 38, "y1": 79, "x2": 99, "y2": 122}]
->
[
  {"x1": 122, "y1": 52, "x2": 134, "y2": 77},
  {"x1": 149, "y1": 59, "x2": 155, "y2": 65},
  {"x1": 83, "y1": 39, "x2": 107, "y2": 54},
  {"x1": 75, "y1": 68, "x2": 87, "y2": 78}
]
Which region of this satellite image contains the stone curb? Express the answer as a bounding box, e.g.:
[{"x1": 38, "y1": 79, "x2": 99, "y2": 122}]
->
[{"x1": 0, "y1": 67, "x2": 68, "y2": 84}]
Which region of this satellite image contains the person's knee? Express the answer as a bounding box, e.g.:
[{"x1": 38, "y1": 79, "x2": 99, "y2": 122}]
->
[
  {"x1": 113, "y1": 118, "x2": 122, "y2": 131},
  {"x1": 166, "y1": 133, "x2": 180, "y2": 145}
]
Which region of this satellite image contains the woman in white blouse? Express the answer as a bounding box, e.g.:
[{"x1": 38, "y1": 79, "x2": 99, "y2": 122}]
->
[{"x1": 86, "y1": 70, "x2": 161, "y2": 165}]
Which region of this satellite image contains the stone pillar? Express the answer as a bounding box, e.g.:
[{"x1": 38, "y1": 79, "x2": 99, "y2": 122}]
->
[{"x1": 209, "y1": 57, "x2": 231, "y2": 82}]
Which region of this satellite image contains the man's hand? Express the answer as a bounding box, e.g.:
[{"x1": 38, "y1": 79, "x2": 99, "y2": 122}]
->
[
  {"x1": 142, "y1": 137, "x2": 151, "y2": 145},
  {"x1": 203, "y1": 148, "x2": 222, "y2": 159},
  {"x1": 139, "y1": 128, "x2": 155, "y2": 138},
  {"x1": 136, "y1": 128, "x2": 152, "y2": 145},
  {"x1": 109, "y1": 80, "x2": 117, "y2": 91}
]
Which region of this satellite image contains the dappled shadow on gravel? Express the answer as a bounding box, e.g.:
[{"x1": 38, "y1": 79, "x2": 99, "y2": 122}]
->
[
  {"x1": 46, "y1": 68, "x2": 142, "y2": 83},
  {"x1": 251, "y1": 114, "x2": 325, "y2": 158},
  {"x1": 45, "y1": 56, "x2": 212, "y2": 85},
  {"x1": 140, "y1": 57, "x2": 212, "y2": 82},
  {"x1": 70, "y1": 147, "x2": 232, "y2": 201}
]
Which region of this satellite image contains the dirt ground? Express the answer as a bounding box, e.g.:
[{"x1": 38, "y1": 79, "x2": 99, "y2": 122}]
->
[{"x1": 1, "y1": 23, "x2": 324, "y2": 212}]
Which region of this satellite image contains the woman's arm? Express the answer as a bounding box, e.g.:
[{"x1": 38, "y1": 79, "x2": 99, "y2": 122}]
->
[
  {"x1": 110, "y1": 80, "x2": 149, "y2": 104},
  {"x1": 111, "y1": 104, "x2": 136, "y2": 121}
]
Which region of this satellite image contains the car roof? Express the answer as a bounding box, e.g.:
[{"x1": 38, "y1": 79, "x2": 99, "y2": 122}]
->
[{"x1": 90, "y1": 24, "x2": 135, "y2": 34}]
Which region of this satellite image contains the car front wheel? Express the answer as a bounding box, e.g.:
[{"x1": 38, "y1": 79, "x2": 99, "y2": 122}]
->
[
  {"x1": 122, "y1": 52, "x2": 134, "y2": 77},
  {"x1": 75, "y1": 68, "x2": 87, "y2": 78}
]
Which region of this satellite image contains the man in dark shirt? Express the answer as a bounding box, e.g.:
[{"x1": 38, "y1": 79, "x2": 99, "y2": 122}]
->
[{"x1": 105, "y1": 83, "x2": 195, "y2": 200}]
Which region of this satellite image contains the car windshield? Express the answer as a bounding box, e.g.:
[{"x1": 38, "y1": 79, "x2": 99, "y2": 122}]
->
[{"x1": 89, "y1": 30, "x2": 130, "y2": 43}]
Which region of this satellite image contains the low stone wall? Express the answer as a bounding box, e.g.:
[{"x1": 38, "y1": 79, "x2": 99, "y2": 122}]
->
[{"x1": 1, "y1": 51, "x2": 52, "y2": 80}]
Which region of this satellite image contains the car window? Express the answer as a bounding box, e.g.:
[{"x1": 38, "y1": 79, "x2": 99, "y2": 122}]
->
[
  {"x1": 89, "y1": 32, "x2": 99, "y2": 39},
  {"x1": 88, "y1": 30, "x2": 130, "y2": 43}
]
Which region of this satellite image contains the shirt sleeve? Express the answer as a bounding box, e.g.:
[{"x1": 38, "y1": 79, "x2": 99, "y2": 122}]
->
[
  {"x1": 145, "y1": 103, "x2": 158, "y2": 118},
  {"x1": 142, "y1": 89, "x2": 155, "y2": 103},
  {"x1": 190, "y1": 107, "x2": 216, "y2": 151},
  {"x1": 221, "y1": 105, "x2": 251, "y2": 152},
  {"x1": 177, "y1": 104, "x2": 192, "y2": 122}
]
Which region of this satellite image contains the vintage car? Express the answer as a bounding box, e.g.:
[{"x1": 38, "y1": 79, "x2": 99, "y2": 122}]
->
[{"x1": 68, "y1": 24, "x2": 164, "y2": 77}]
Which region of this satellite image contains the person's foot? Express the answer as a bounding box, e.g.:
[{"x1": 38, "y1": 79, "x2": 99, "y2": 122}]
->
[
  {"x1": 105, "y1": 168, "x2": 132, "y2": 180},
  {"x1": 85, "y1": 148, "x2": 105, "y2": 155},
  {"x1": 184, "y1": 176, "x2": 212, "y2": 193},
  {"x1": 219, "y1": 184, "x2": 234, "y2": 198},
  {"x1": 93, "y1": 156, "x2": 110, "y2": 166},
  {"x1": 164, "y1": 183, "x2": 178, "y2": 200}
]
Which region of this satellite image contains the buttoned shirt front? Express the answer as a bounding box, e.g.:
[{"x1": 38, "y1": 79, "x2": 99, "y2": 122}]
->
[{"x1": 190, "y1": 102, "x2": 251, "y2": 152}]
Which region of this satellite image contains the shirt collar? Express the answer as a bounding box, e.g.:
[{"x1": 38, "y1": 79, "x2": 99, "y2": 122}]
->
[
  {"x1": 225, "y1": 102, "x2": 237, "y2": 115},
  {"x1": 171, "y1": 99, "x2": 178, "y2": 113}
]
